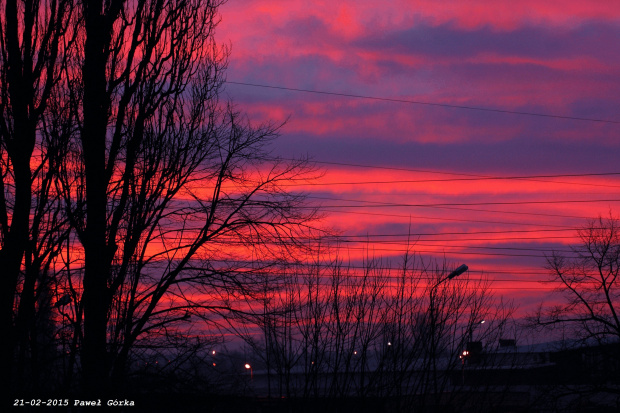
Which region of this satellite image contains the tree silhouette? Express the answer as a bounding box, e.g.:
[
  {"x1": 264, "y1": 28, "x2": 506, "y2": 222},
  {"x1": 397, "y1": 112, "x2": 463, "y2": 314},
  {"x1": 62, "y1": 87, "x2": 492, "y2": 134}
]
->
[
  {"x1": 531, "y1": 214, "x2": 620, "y2": 404},
  {"x1": 0, "y1": 0, "x2": 75, "y2": 390},
  {"x1": 2, "y1": 0, "x2": 321, "y2": 395},
  {"x1": 536, "y1": 214, "x2": 620, "y2": 343},
  {"x1": 233, "y1": 249, "x2": 516, "y2": 411}
]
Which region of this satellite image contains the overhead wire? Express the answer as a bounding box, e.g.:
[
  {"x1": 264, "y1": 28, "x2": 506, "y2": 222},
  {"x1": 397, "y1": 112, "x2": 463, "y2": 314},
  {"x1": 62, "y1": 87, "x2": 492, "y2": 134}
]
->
[
  {"x1": 312, "y1": 194, "x2": 594, "y2": 218},
  {"x1": 313, "y1": 198, "x2": 620, "y2": 208},
  {"x1": 225, "y1": 81, "x2": 620, "y2": 125},
  {"x1": 221, "y1": 82, "x2": 615, "y2": 291},
  {"x1": 319, "y1": 207, "x2": 590, "y2": 221},
  {"x1": 329, "y1": 240, "x2": 574, "y2": 253},
  {"x1": 268, "y1": 157, "x2": 620, "y2": 190},
  {"x1": 318, "y1": 228, "x2": 580, "y2": 237},
  {"x1": 197, "y1": 265, "x2": 587, "y2": 290},
  {"x1": 206, "y1": 238, "x2": 576, "y2": 254},
  {"x1": 284, "y1": 172, "x2": 620, "y2": 188}
]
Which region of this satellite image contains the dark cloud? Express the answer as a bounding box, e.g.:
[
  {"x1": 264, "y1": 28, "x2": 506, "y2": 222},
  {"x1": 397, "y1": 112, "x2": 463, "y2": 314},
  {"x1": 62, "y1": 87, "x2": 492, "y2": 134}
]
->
[
  {"x1": 273, "y1": 132, "x2": 620, "y2": 175},
  {"x1": 353, "y1": 21, "x2": 620, "y2": 63}
]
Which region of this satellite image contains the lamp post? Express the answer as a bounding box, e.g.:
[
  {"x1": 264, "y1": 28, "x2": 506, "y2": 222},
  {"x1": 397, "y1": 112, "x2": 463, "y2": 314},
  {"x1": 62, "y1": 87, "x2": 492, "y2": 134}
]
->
[
  {"x1": 428, "y1": 264, "x2": 468, "y2": 403},
  {"x1": 245, "y1": 363, "x2": 253, "y2": 380}
]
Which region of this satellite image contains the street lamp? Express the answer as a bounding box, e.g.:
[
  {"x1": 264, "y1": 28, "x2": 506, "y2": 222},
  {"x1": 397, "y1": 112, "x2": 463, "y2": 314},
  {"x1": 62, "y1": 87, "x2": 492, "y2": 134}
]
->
[
  {"x1": 447, "y1": 264, "x2": 468, "y2": 280},
  {"x1": 245, "y1": 363, "x2": 253, "y2": 380},
  {"x1": 428, "y1": 264, "x2": 468, "y2": 398}
]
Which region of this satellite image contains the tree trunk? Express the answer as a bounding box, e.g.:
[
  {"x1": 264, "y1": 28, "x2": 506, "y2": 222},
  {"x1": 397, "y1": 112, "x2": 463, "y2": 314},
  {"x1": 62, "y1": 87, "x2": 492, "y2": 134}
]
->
[
  {"x1": 80, "y1": 0, "x2": 118, "y2": 395},
  {"x1": 0, "y1": 0, "x2": 37, "y2": 390}
]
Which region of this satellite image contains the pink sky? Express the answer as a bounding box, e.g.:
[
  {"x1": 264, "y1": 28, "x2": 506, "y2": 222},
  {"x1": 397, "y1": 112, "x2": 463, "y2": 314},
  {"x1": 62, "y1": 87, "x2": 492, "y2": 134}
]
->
[{"x1": 215, "y1": 1, "x2": 620, "y2": 312}]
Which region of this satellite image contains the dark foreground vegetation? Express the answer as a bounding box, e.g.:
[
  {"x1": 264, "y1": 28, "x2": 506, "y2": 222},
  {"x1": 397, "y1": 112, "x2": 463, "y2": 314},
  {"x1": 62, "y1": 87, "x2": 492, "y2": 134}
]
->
[{"x1": 2, "y1": 0, "x2": 619, "y2": 411}]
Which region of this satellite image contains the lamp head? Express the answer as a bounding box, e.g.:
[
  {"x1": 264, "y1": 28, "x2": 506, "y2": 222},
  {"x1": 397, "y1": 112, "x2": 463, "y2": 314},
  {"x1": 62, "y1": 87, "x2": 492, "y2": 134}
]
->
[{"x1": 448, "y1": 264, "x2": 468, "y2": 279}]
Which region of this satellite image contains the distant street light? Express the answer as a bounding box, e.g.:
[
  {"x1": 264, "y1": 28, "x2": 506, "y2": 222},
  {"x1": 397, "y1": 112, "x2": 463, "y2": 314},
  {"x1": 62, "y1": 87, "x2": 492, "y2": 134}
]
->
[
  {"x1": 462, "y1": 319, "x2": 485, "y2": 386},
  {"x1": 245, "y1": 363, "x2": 253, "y2": 380},
  {"x1": 460, "y1": 350, "x2": 470, "y2": 385}
]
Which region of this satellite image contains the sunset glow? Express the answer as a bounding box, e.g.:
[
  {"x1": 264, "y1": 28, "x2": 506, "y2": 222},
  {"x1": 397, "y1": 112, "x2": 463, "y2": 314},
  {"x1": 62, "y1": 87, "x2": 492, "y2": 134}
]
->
[{"x1": 218, "y1": 0, "x2": 620, "y2": 313}]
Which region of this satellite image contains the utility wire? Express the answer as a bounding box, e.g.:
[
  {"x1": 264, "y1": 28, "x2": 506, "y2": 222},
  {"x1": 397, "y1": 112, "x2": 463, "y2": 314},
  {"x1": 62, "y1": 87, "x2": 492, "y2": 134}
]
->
[
  {"x1": 226, "y1": 80, "x2": 620, "y2": 125},
  {"x1": 312, "y1": 198, "x2": 620, "y2": 208},
  {"x1": 353, "y1": 235, "x2": 578, "y2": 242},
  {"x1": 207, "y1": 227, "x2": 581, "y2": 239},
  {"x1": 290, "y1": 245, "x2": 562, "y2": 258},
  {"x1": 329, "y1": 240, "x2": 574, "y2": 253},
  {"x1": 306, "y1": 195, "x2": 587, "y2": 220},
  {"x1": 285, "y1": 172, "x2": 620, "y2": 187},
  {"x1": 199, "y1": 267, "x2": 580, "y2": 289},
  {"x1": 199, "y1": 259, "x2": 554, "y2": 276},
  {"x1": 283, "y1": 158, "x2": 606, "y2": 178},
  {"x1": 320, "y1": 207, "x2": 589, "y2": 221},
  {"x1": 318, "y1": 228, "x2": 579, "y2": 237},
  {"x1": 207, "y1": 238, "x2": 574, "y2": 253},
  {"x1": 277, "y1": 158, "x2": 620, "y2": 190}
]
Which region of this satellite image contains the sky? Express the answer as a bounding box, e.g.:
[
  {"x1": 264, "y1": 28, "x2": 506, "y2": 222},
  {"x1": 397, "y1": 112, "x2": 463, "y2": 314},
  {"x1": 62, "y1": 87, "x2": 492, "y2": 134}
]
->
[{"x1": 216, "y1": 0, "x2": 620, "y2": 313}]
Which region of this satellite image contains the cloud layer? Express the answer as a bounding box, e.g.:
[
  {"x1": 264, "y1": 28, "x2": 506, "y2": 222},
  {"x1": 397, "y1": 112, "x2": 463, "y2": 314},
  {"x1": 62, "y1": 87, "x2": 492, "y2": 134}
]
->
[{"x1": 217, "y1": 1, "x2": 620, "y2": 312}]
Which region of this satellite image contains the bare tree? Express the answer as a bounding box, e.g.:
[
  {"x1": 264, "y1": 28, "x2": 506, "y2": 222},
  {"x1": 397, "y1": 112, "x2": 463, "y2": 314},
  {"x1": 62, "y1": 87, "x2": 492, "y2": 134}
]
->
[
  {"x1": 1, "y1": 0, "x2": 322, "y2": 396},
  {"x1": 530, "y1": 214, "x2": 620, "y2": 407},
  {"x1": 234, "y1": 247, "x2": 516, "y2": 412},
  {"x1": 535, "y1": 214, "x2": 620, "y2": 343},
  {"x1": 0, "y1": 0, "x2": 76, "y2": 390},
  {"x1": 61, "y1": 0, "x2": 322, "y2": 394}
]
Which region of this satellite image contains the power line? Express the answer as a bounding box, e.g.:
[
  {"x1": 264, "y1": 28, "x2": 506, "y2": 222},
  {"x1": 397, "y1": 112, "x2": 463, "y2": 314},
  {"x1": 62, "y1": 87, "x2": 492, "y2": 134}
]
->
[
  {"x1": 313, "y1": 198, "x2": 620, "y2": 208},
  {"x1": 198, "y1": 259, "x2": 566, "y2": 277},
  {"x1": 203, "y1": 260, "x2": 555, "y2": 277},
  {"x1": 414, "y1": 205, "x2": 591, "y2": 219},
  {"x1": 320, "y1": 207, "x2": 589, "y2": 221},
  {"x1": 317, "y1": 234, "x2": 580, "y2": 242},
  {"x1": 243, "y1": 200, "x2": 595, "y2": 219},
  {"x1": 205, "y1": 241, "x2": 569, "y2": 258},
  {"x1": 272, "y1": 157, "x2": 620, "y2": 188},
  {"x1": 284, "y1": 158, "x2": 599, "y2": 178},
  {"x1": 333, "y1": 240, "x2": 574, "y2": 253},
  {"x1": 207, "y1": 226, "x2": 581, "y2": 239},
  {"x1": 375, "y1": 236, "x2": 578, "y2": 242},
  {"x1": 207, "y1": 238, "x2": 574, "y2": 253},
  {"x1": 285, "y1": 173, "x2": 620, "y2": 187},
  {"x1": 320, "y1": 228, "x2": 579, "y2": 237},
  {"x1": 328, "y1": 191, "x2": 620, "y2": 199},
  {"x1": 200, "y1": 267, "x2": 576, "y2": 290},
  {"x1": 226, "y1": 80, "x2": 620, "y2": 125},
  {"x1": 314, "y1": 245, "x2": 566, "y2": 258},
  {"x1": 315, "y1": 195, "x2": 593, "y2": 221},
  {"x1": 277, "y1": 158, "x2": 620, "y2": 190}
]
